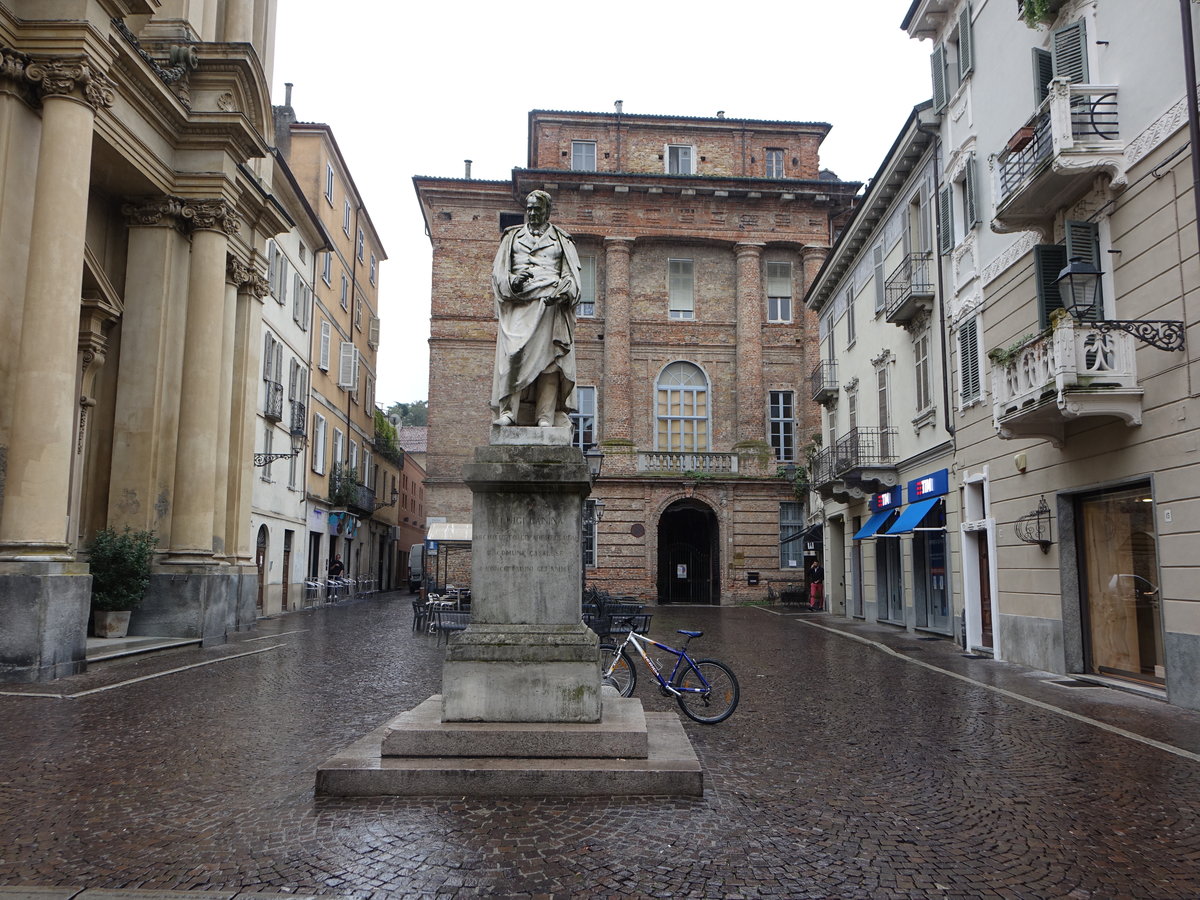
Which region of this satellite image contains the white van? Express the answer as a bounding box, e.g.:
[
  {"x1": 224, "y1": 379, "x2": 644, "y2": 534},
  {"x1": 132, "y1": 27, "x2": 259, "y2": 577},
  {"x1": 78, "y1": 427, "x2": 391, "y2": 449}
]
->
[{"x1": 407, "y1": 544, "x2": 423, "y2": 593}]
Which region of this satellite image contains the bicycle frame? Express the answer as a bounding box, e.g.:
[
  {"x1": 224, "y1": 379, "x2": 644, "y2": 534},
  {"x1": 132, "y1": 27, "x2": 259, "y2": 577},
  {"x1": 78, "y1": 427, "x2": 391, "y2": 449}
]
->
[{"x1": 606, "y1": 630, "x2": 708, "y2": 698}]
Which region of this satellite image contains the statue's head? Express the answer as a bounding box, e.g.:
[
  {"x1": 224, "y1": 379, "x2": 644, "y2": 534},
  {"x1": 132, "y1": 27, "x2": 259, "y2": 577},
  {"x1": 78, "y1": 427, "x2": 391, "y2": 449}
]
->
[{"x1": 525, "y1": 190, "x2": 552, "y2": 229}]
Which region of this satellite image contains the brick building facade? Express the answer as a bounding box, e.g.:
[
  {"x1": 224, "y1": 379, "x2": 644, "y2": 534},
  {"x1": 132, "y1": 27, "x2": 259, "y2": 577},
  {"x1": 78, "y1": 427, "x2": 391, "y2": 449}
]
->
[{"x1": 415, "y1": 109, "x2": 858, "y2": 604}]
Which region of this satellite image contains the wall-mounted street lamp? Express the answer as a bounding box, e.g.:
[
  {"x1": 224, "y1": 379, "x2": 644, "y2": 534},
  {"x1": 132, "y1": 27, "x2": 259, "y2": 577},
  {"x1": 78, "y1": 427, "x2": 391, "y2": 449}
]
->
[
  {"x1": 585, "y1": 444, "x2": 605, "y2": 483},
  {"x1": 373, "y1": 486, "x2": 400, "y2": 510},
  {"x1": 253, "y1": 428, "x2": 305, "y2": 467},
  {"x1": 1056, "y1": 257, "x2": 1186, "y2": 352}
]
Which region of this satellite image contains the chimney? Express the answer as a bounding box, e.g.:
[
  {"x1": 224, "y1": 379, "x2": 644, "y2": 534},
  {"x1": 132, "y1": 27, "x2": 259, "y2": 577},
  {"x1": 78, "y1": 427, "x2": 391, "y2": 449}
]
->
[
  {"x1": 464, "y1": 159, "x2": 473, "y2": 179},
  {"x1": 614, "y1": 99, "x2": 623, "y2": 114},
  {"x1": 285, "y1": 82, "x2": 293, "y2": 106}
]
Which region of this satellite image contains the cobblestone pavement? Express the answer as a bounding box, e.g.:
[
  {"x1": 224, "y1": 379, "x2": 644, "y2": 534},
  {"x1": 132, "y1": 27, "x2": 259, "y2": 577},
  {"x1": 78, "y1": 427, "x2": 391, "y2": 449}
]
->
[{"x1": 2, "y1": 596, "x2": 1200, "y2": 899}]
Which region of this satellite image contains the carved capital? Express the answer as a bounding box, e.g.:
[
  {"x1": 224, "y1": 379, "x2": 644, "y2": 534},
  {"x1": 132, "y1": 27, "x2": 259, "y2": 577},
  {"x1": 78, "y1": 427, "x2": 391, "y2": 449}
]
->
[
  {"x1": 25, "y1": 56, "x2": 115, "y2": 110},
  {"x1": 179, "y1": 199, "x2": 240, "y2": 235},
  {"x1": 122, "y1": 195, "x2": 184, "y2": 228},
  {"x1": 226, "y1": 255, "x2": 252, "y2": 286},
  {"x1": 246, "y1": 273, "x2": 270, "y2": 299}
]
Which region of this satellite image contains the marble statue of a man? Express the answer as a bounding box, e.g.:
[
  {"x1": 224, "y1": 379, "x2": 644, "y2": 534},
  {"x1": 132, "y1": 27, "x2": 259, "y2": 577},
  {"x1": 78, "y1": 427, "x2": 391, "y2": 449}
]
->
[{"x1": 490, "y1": 190, "x2": 582, "y2": 427}]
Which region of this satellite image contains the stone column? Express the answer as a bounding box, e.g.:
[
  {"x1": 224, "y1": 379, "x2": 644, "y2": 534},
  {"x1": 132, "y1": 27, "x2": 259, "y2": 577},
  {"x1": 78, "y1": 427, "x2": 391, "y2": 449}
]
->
[
  {"x1": 222, "y1": 0, "x2": 255, "y2": 42},
  {"x1": 0, "y1": 58, "x2": 113, "y2": 558},
  {"x1": 734, "y1": 243, "x2": 766, "y2": 446},
  {"x1": 71, "y1": 294, "x2": 121, "y2": 546},
  {"x1": 799, "y1": 245, "x2": 830, "y2": 442},
  {"x1": 165, "y1": 200, "x2": 239, "y2": 564},
  {"x1": 211, "y1": 257, "x2": 244, "y2": 560},
  {"x1": 601, "y1": 238, "x2": 634, "y2": 442}
]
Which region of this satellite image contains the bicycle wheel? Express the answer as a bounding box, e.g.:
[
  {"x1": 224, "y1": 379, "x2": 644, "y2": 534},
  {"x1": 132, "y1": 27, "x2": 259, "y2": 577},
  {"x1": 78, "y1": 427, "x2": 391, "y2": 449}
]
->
[
  {"x1": 674, "y1": 658, "x2": 739, "y2": 724},
  {"x1": 599, "y1": 644, "x2": 636, "y2": 697}
]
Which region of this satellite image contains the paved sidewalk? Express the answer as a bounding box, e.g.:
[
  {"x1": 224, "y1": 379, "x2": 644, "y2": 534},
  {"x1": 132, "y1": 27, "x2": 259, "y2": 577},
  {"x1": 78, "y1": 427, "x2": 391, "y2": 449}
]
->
[{"x1": 1, "y1": 595, "x2": 1198, "y2": 899}]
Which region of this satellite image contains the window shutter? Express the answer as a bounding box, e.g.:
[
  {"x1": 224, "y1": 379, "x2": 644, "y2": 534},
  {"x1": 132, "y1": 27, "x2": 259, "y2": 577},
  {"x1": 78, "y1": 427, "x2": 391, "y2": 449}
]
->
[
  {"x1": 1034, "y1": 243, "x2": 1069, "y2": 327},
  {"x1": 958, "y1": 318, "x2": 981, "y2": 403},
  {"x1": 931, "y1": 44, "x2": 948, "y2": 113},
  {"x1": 958, "y1": 3, "x2": 974, "y2": 80},
  {"x1": 277, "y1": 257, "x2": 288, "y2": 305},
  {"x1": 368, "y1": 315, "x2": 381, "y2": 348},
  {"x1": 964, "y1": 155, "x2": 980, "y2": 229},
  {"x1": 1065, "y1": 220, "x2": 1103, "y2": 320},
  {"x1": 1032, "y1": 48, "x2": 1054, "y2": 106},
  {"x1": 319, "y1": 320, "x2": 330, "y2": 370},
  {"x1": 938, "y1": 184, "x2": 954, "y2": 255},
  {"x1": 266, "y1": 242, "x2": 278, "y2": 296},
  {"x1": 873, "y1": 245, "x2": 886, "y2": 312},
  {"x1": 338, "y1": 341, "x2": 358, "y2": 390},
  {"x1": 1051, "y1": 20, "x2": 1088, "y2": 84}
]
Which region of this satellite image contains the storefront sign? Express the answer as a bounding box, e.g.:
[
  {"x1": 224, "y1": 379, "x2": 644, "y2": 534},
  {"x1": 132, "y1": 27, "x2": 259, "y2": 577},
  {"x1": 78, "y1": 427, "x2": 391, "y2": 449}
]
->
[
  {"x1": 871, "y1": 486, "x2": 904, "y2": 512},
  {"x1": 908, "y1": 468, "x2": 949, "y2": 500}
]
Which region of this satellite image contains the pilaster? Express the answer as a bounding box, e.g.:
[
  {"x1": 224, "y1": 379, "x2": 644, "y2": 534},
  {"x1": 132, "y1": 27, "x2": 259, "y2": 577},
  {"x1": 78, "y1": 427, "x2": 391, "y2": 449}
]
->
[
  {"x1": 601, "y1": 237, "x2": 633, "y2": 442},
  {"x1": 734, "y1": 243, "x2": 766, "y2": 446}
]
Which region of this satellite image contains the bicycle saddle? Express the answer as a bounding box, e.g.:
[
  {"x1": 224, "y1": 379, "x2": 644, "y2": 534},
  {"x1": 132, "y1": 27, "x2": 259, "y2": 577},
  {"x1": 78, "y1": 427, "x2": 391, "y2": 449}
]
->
[{"x1": 677, "y1": 629, "x2": 703, "y2": 638}]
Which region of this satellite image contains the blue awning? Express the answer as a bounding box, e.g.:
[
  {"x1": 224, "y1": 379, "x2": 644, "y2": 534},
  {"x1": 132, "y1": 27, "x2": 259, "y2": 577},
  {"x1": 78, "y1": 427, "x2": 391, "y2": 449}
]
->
[
  {"x1": 853, "y1": 510, "x2": 895, "y2": 540},
  {"x1": 885, "y1": 498, "x2": 941, "y2": 535}
]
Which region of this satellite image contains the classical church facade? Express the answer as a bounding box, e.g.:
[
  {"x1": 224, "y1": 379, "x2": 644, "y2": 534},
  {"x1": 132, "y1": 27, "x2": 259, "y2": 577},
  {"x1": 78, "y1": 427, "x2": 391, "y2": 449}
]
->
[{"x1": 416, "y1": 109, "x2": 858, "y2": 604}]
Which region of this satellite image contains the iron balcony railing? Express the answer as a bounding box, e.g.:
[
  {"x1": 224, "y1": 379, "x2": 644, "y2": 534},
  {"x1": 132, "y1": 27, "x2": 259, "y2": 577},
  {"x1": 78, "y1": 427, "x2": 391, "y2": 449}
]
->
[
  {"x1": 264, "y1": 380, "x2": 284, "y2": 421},
  {"x1": 637, "y1": 451, "x2": 739, "y2": 475},
  {"x1": 884, "y1": 251, "x2": 936, "y2": 322},
  {"x1": 810, "y1": 359, "x2": 838, "y2": 403},
  {"x1": 289, "y1": 399, "x2": 307, "y2": 438},
  {"x1": 809, "y1": 446, "x2": 837, "y2": 488},
  {"x1": 833, "y1": 427, "x2": 898, "y2": 476}
]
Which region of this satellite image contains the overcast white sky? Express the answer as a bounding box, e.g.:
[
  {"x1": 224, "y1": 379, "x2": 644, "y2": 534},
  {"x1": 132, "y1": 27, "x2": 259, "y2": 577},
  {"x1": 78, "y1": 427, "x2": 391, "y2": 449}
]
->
[{"x1": 272, "y1": 1, "x2": 933, "y2": 405}]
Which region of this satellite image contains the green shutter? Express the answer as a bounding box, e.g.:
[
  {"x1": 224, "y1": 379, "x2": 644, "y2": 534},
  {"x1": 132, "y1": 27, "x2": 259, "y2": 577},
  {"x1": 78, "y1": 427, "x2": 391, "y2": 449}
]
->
[
  {"x1": 938, "y1": 184, "x2": 954, "y2": 255},
  {"x1": 1052, "y1": 20, "x2": 1089, "y2": 84},
  {"x1": 1065, "y1": 220, "x2": 1103, "y2": 320},
  {"x1": 958, "y1": 3, "x2": 974, "y2": 80},
  {"x1": 1034, "y1": 243, "x2": 1069, "y2": 328},
  {"x1": 965, "y1": 156, "x2": 980, "y2": 230},
  {"x1": 931, "y1": 44, "x2": 947, "y2": 113},
  {"x1": 1033, "y1": 48, "x2": 1054, "y2": 106}
]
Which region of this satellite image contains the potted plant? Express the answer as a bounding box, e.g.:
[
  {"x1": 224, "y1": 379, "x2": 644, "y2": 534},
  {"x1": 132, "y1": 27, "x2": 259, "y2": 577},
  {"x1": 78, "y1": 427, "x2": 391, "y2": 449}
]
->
[{"x1": 87, "y1": 526, "x2": 158, "y2": 638}]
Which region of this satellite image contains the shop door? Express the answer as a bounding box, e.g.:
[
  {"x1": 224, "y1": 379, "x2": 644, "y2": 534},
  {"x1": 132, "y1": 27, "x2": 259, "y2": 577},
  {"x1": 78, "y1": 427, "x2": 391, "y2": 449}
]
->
[
  {"x1": 876, "y1": 538, "x2": 904, "y2": 623},
  {"x1": 255, "y1": 525, "x2": 268, "y2": 613},
  {"x1": 851, "y1": 519, "x2": 865, "y2": 618},
  {"x1": 657, "y1": 500, "x2": 719, "y2": 604},
  {"x1": 977, "y1": 536, "x2": 993, "y2": 649},
  {"x1": 914, "y1": 531, "x2": 951, "y2": 632},
  {"x1": 1078, "y1": 484, "x2": 1164, "y2": 686},
  {"x1": 281, "y1": 530, "x2": 293, "y2": 611}
]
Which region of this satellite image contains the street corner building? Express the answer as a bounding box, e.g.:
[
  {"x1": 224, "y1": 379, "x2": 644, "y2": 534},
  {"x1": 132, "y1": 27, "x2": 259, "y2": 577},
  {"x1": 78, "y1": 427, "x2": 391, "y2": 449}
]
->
[
  {"x1": 415, "y1": 108, "x2": 860, "y2": 605},
  {"x1": 0, "y1": 1, "x2": 410, "y2": 683}
]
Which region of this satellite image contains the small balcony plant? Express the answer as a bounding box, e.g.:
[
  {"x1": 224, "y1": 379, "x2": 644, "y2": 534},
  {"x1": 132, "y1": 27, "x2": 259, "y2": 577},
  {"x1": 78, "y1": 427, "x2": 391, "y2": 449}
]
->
[{"x1": 87, "y1": 526, "x2": 158, "y2": 638}]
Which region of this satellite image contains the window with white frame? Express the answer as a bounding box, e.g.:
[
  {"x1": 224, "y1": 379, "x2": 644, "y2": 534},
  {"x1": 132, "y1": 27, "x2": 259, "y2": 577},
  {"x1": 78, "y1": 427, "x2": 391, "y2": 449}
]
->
[
  {"x1": 769, "y1": 390, "x2": 795, "y2": 462},
  {"x1": 369, "y1": 253, "x2": 376, "y2": 285},
  {"x1": 765, "y1": 148, "x2": 785, "y2": 178},
  {"x1": 930, "y1": 2, "x2": 973, "y2": 113},
  {"x1": 571, "y1": 386, "x2": 596, "y2": 449},
  {"x1": 332, "y1": 428, "x2": 344, "y2": 468},
  {"x1": 779, "y1": 501, "x2": 805, "y2": 569},
  {"x1": 321, "y1": 251, "x2": 332, "y2": 285},
  {"x1": 261, "y1": 424, "x2": 274, "y2": 481},
  {"x1": 338, "y1": 341, "x2": 359, "y2": 391},
  {"x1": 957, "y1": 317, "x2": 982, "y2": 406},
  {"x1": 325, "y1": 164, "x2": 335, "y2": 205},
  {"x1": 571, "y1": 141, "x2": 597, "y2": 172},
  {"x1": 876, "y1": 361, "x2": 892, "y2": 457},
  {"x1": 845, "y1": 285, "x2": 857, "y2": 347},
  {"x1": 582, "y1": 499, "x2": 599, "y2": 569},
  {"x1": 579, "y1": 255, "x2": 596, "y2": 317},
  {"x1": 340, "y1": 273, "x2": 348, "y2": 310},
  {"x1": 319, "y1": 319, "x2": 331, "y2": 371},
  {"x1": 343, "y1": 199, "x2": 351, "y2": 236},
  {"x1": 656, "y1": 362, "x2": 709, "y2": 452},
  {"x1": 766, "y1": 261, "x2": 792, "y2": 322},
  {"x1": 354, "y1": 295, "x2": 363, "y2": 330},
  {"x1": 915, "y1": 328, "x2": 933, "y2": 413},
  {"x1": 312, "y1": 412, "x2": 326, "y2": 475},
  {"x1": 356, "y1": 227, "x2": 365, "y2": 262},
  {"x1": 873, "y1": 244, "x2": 886, "y2": 314},
  {"x1": 668, "y1": 258, "x2": 694, "y2": 320},
  {"x1": 666, "y1": 144, "x2": 694, "y2": 175},
  {"x1": 846, "y1": 386, "x2": 858, "y2": 432}
]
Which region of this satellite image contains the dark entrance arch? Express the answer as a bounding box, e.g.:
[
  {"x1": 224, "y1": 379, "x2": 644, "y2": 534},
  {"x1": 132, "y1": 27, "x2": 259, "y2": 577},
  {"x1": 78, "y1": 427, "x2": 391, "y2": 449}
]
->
[{"x1": 657, "y1": 499, "x2": 719, "y2": 604}]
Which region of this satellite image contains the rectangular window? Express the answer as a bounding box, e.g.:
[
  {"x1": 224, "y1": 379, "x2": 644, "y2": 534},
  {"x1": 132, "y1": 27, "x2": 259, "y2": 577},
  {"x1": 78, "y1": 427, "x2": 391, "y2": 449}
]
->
[
  {"x1": 319, "y1": 319, "x2": 331, "y2": 371},
  {"x1": 958, "y1": 317, "x2": 982, "y2": 405},
  {"x1": 579, "y1": 255, "x2": 596, "y2": 317},
  {"x1": 571, "y1": 386, "x2": 597, "y2": 449},
  {"x1": 765, "y1": 148, "x2": 785, "y2": 178},
  {"x1": 357, "y1": 227, "x2": 365, "y2": 262},
  {"x1": 582, "y1": 499, "x2": 599, "y2": 569},
  {"x1": 779, "y1": 501, "x2": 805, "y2": 569},
  {"x1": 915, "y1": 330, "x2": 932, "y2": 412},
  {"x1": 873, "y1": 244, "x2": 886, "y2": 313},
  {"x1": 668, "y1": 258, "x2": 694, "y2": 320},
  {"x1": 343, "y1": 200, "x2": 351, "y2": 235},
  {"x1": 769, "y1": 390, "x2": 795, "y2": 462},
  {"x1": 369, "y1": 253, "x2": 377, "y2": 285},
  {"x1": 349, "y1": 440, "x2": 358, "y2": 476},
  {"x1": 325, "y1": 163, "x2": 335, "y2": 204},
  {"x1": 340, "y1": 273, "x2": 349, "y2": 310},
  {"x1": 766, "y1": 261, "x2": 792, "y2": 322},
  {"x1": 354, "y1": 295, "x2": 363, "y2": 330},
  {"x1": 845, "y1": 286, "x2": 856, "y2": 347},
  {"x1": 312, "y1": 414, "x2": 327, "y2": 474},
  {"x1": 667, "y1": 144, "x2": 694, "y2": 175},
  {"x1": 332, "y1": 428, "x2": 344, "y2": 468},
  {"x1": 877, "y1": 364, "x2": 892, "y2": 457},
  {"x1": 571, "y1": 140, "x2": 597, "y2": 172},
  {"x1": 321, "y1": 251, "x2": 332, "y2": 285},
  {"x1": 338, "y1": 341, "x2": 359, "y2": 391}
]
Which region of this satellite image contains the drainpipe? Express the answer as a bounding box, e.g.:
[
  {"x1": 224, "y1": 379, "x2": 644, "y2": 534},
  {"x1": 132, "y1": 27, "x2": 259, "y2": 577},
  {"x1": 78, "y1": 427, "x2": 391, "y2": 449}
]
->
[{"x1": 1182, "y1": 0, "x2": 1200, "y2": 265}]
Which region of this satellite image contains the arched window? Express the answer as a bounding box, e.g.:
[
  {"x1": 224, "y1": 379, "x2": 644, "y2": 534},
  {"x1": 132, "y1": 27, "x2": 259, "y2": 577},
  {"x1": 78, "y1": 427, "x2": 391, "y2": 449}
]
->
[{"x1": 656, "y1": 362, "x2": 709, "y2": 452}]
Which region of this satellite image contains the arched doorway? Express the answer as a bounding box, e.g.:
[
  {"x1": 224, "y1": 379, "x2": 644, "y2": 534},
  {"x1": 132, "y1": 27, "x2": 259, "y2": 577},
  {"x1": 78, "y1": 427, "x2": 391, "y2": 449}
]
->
[
  {"x1": 658, "y1": 500, "x2": 719, "y2": 604},
  {"x1": 255, "y1": 524, "x2": 269, "y2": 613}
]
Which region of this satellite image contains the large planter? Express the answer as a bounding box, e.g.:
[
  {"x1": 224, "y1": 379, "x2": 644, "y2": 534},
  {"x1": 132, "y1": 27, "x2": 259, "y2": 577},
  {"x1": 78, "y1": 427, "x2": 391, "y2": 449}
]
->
[{"x1": 92, "y1": 610, "x2": 132, "y2": 639}]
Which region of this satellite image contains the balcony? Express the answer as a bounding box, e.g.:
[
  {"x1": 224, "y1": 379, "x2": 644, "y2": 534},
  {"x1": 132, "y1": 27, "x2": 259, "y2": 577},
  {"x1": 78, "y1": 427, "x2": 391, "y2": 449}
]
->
[
  {"x1": 994, "y1": 82, "x2": 1123, "y2": 231},
  {"x1": 289, "y1": 400, "x2": 306, "y2": 438},
  {"x1": 637, "y1": 451, "x2": 738, "y2": 475},
  {"x1": 264, "y1": 381, "x2": 284, "y2": 421},
  {"x1": 991, "y1": 314, "x2": 1143, "y2": 447},
  {"x1": 884, "y1": 251, "x2": 936, "y2": 325},
  {"x1": 810, "y1": 428, "x2": 899, "y2": 502},
  {"x1": 810, "y1": 359, "x2": 838, "y2": 405}
]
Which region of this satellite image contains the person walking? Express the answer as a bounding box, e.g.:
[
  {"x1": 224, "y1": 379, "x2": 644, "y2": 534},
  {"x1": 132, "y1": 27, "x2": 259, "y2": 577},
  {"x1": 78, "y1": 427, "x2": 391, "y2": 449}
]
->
[
  {"x1": 807, "y1": 559, "x2": 825, "y2": 611},
  {"x1": 328, "y1": 554, "x2": 344, "y2": 579}
]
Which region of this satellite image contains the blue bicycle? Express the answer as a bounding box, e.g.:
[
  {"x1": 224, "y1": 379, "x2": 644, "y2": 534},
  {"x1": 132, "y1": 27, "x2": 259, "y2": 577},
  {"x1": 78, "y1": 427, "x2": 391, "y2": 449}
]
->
[{"x1": 600, "y1": 627, "x2": 740, "y2": 724}]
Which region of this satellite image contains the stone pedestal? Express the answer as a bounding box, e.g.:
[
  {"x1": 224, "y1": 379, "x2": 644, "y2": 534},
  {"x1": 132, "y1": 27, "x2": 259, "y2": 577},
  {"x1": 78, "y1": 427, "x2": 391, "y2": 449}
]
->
[
  {"x1": 444, "y1": 436, "x2": 598, "y2": 722},
  {"x1": 0, "y1": 562, "x2": 91, "y2": 682},
  {"x1": 130, "y1": 568, "x2": 235, "y2": 646}
]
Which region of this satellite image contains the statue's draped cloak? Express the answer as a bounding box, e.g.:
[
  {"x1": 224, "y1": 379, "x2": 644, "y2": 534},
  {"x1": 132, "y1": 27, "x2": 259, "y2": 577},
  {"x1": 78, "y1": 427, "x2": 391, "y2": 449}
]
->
[{"x1": 490, "y1": 222, "x2": 582, "y2": 415}]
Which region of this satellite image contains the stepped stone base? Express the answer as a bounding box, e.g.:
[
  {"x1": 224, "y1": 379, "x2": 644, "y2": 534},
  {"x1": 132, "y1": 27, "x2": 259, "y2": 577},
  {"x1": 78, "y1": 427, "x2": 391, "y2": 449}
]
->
[{"x1": 316, "y1": 695, "x2": 702, "y2": 798}]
